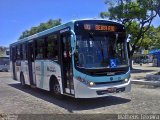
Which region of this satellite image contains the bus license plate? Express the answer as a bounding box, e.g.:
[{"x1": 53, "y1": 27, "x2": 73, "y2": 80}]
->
[
  {"x1": 96, "y1": 87, "x2": 125, "y2": 95},
  {"x1": 107, "y1": 88, "x2": 117, "y2": 93}
]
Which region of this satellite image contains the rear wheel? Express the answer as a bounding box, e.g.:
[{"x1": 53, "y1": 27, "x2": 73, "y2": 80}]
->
[{"x1": 20, "y1": 73, "x2": 26, "y2": 87}]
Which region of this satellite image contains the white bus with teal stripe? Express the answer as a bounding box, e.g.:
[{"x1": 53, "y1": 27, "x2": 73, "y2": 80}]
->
[{"x1": 10, "y1": 19, "x2": 131, "y2": 98}]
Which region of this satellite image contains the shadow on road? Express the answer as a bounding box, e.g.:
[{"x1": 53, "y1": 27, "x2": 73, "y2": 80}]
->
[{"x1": 9, "y1": 83, "x2": 131, "y2": 113}]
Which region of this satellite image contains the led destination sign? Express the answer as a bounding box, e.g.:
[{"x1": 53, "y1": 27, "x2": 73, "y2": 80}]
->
[
  {"x1": 84, "y1": 24, "x2": 115, "y2": 31},
  {"x1": 95, "y1": 25, "x2": 115, "y2": 31}
]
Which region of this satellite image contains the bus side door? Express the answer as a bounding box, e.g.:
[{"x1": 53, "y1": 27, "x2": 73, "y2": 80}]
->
[
  {"x1": 27, "y1": 41, "x2": 36, "y2": 86},
  {"x1": 60, "y1": 31, "x2": 74, "y2": 95}
]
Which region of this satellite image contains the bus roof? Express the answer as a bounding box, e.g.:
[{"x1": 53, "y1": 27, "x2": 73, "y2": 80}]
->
[
  {"x1": 10, "y1": 19, "x2": 123, "y2": 46},
  {"x1": 70, "y1": 18, "x2": 121, "y2": 24}
]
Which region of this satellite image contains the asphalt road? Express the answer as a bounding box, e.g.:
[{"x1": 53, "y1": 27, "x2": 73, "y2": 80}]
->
[
  {"x1": 131, "y1": 63, "x2": 160, "y2": 80},
  {"x1": 0, "y1": 72, "x2": 160, "y2": 115}
]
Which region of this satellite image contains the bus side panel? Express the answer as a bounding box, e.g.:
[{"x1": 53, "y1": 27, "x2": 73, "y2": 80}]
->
[
  {"x1": 32, "y1": 61, "x2": 36, "y2": 85},
  {"x1": 35, "y1": 60, "x2": 42, "y2": 88},
  {"x1": 35, "y1": 60, "x2": 62, "y2": 92},
  {"x1": 44, "y1": 60, "x2": 62, "y2": 92},
  {"x1": 21, "y1": 60, "x2": 30, "y2": 85}
]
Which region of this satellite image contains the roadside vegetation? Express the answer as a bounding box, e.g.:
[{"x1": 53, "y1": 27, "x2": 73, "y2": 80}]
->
[
  {"x1": 100, "y1": 0, "x2": 160, "y2": 68},
  {"x1": 0, "y1": 46, "x2": 8, "y2": 57},
  {"x1": 19, "y1": 19, "x2": 61, "y2": 39}
]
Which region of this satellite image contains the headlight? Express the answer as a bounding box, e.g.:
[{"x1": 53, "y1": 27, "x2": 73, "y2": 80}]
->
[
  {"x1": 124, "y1": 78, "x2": 129, "y2": 82},
  {"x1": 88, "y1": 81, "x2": 95, "y2": 87},
  {"x1": 77, "y1": 76, "x2": 95, "y2": 87}
]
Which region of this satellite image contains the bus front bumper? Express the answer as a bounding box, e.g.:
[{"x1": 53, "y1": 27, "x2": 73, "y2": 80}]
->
[{"x1": 74, "y1": 79, "x2": 131, "y2": 98}]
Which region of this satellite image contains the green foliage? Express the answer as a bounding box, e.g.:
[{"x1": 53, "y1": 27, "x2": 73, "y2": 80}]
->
[
  {"x1": 132, "y1": 25, "x2": 160, "y2": 50},
  {"x1": 140, "y1": 26, "x2": 156, "y2": 49},
  {"x1": 0, "y1": 46, "x2": 8, "y2": 57},
  {"x1": 100, "y1": 0, "x2": 160, "y2": 57},
  {"x1": 19, "y1": 19, "x2": 61, "y2": 39},
  {"x1": 150, "y1": 25, "x2": 160, "y2": 49}
]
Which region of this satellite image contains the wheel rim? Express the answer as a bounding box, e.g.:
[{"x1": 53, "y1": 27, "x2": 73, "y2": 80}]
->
[{"x1": 53, "y1": 83, "x2": 60, "y2": 95}]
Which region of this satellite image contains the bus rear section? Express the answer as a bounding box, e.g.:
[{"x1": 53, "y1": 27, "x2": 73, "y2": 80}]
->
[{"x1": 72, "y1": 20, "x2": 131, "y2": 98}]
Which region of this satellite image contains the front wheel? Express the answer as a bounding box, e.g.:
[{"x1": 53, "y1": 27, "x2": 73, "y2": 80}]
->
[{"x1": 52, "y1": 81, "x2": 63, "y2": 99}]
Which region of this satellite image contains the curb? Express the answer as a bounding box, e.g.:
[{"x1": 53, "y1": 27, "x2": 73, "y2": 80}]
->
[{"x1": 131, "y1": 79, "x2": 160, "y2": 87}]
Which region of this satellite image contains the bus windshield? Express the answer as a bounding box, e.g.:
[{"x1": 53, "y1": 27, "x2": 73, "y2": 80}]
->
[{"x1": 75, "y1": 32, "x2": 128, "y2": 69}]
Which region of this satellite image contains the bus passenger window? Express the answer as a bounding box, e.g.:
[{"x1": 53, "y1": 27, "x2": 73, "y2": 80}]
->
[
  {"x1": 16, "y1": 45, "x2": 21, "y2": 60},
  {"x1": 46, "y1": 34, "x2": 58, "y2": 60},
  {"x1": 22, "y1": 44, "x2": 25, "y2": 60},
  {"x1": 35, "y1": 38, "x2": 45, "y2": 59},
  {"x1": 36, "y1": 49, "x2": 43, "y2": 59}
]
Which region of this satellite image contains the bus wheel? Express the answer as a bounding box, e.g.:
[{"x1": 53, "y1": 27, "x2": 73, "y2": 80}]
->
[
  {"x1": 20, "y1": 73, "x2": 26, "y2": 87},
  {"x1": 52, "y1": 81, "x2": 63, "y2": 99}
]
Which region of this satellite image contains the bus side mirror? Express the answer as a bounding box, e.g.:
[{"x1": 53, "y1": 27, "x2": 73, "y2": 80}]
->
[{"x1": 70, "y1": 30, "x2": 76, "y2": 55}]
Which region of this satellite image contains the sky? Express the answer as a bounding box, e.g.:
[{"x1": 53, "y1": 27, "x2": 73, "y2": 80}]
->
[{"x1": 0, "y1": 0, "x2": 160, "y2": 47}]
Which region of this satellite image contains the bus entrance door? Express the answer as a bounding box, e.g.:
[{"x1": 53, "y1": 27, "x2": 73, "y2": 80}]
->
[
  {"x1": 60, "y1": 32, "x2": 74, "y2": 96},
  {"x1": 27, "y1": 41, "x2": 36, "y2": 86}
]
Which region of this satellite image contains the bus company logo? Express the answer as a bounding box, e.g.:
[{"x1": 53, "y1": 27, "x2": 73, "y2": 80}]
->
[
  {"x1": 84, "y1": 24, "x2": 91, "y2": 30},
  {"x1": 110, "y1": 77, "x2": 113, "y2": 81},
  {"x1": 107, "y1": 72, "x2": 115, "y2": 76},
  {"x1": 47, "y1": 66, "x2": 56, "y2": 72},
  {"x1": 60, "y1": 28, "x2": 70, "y2": 33},
  {"x1": 35, "y1": 66, "x2": 40, "y2": 71}
]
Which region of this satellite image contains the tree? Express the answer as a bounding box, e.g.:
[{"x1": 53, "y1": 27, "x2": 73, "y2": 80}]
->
[
  {"x1": 149, "y1": 25, "x2": 160, "y2": 49},
  {"x1": 100, "y1": 0, "x2": 160, "y2": 68},
  {"x1": 0, "y1": 46, "x2": 8, "y2": 57},
  {"x1": 19, "y1": 19, "x2": 61, "y2": 39},
  {"x1": 137, "y1": 25, "x2": 160, "y2": 50},
  {"x1": 141, "y1": 26, "x2": 156, "y2": 49}
]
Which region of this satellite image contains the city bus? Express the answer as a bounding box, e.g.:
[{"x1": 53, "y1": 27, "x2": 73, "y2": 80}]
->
[{"x1": 10, "y1": 19, "x2": 131, "y2": 98}]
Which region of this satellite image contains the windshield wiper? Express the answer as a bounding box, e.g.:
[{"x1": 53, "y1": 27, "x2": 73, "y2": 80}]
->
[{"x1": 114, "y1": 33, "x2": 118, "y2": 50}]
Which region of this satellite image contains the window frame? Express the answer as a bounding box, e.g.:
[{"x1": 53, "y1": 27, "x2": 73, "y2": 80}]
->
[{"x1": 46, "y1": 33, "x2": 59, "y2": 61}]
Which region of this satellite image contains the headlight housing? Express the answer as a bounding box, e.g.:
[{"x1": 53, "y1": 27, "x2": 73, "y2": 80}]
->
[
  {"x1": 77, "y1": 76, "x2": 96, "y2": 87},
  {"x1": 124, "y1": 78, "x2": 129, "y2": 83}
]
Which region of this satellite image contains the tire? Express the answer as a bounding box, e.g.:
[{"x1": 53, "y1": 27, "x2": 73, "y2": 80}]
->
[
  {"x1": 52, "y1": 81, "x2": 63, "y2": 99},
  {"x1": 20, "y1": 73, "x2": 26, "y2": 87}
]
